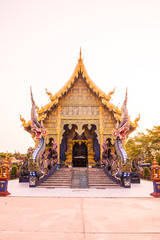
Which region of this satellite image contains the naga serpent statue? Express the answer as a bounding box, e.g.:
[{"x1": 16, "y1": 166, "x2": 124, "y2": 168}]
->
[
  {"x1": 29, "y1": 87, "x2": 47, "y2": 187},
  {"x1": 113, "y1": 89, "x2": 132, "y2": 187},
  {"x1": 130, "y1": 157, "x2": 141, "y2": 183}
]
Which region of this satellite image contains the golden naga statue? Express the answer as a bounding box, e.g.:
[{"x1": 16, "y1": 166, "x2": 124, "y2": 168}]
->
[
  {"x1": 38, "y1": 113, "x2": 47, "y2": 122},
  {"x1": 106, "y1": 87, "x2": 116, "y2": 101},
  {"x1": 35, "y1": 105, "x2": 40, "y2": 113},
  {"x1": 134, "y1": 114, "x2": 140, "y2": 127},
  {"x1": 45, "y1": 88, "x2": 54, "y2": 101},
  {"x1": 19, "y1": 114, "x2": 26, "y2": 126}
]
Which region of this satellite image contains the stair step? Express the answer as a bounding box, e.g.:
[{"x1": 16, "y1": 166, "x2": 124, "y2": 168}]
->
[
  {"x1": 89, "y1": 184, "x2": 118, "y2": 185},
  {"x1": 40, "y1": 185, "x2": 70, "y2": 187},
  {"x1": 43, "y1": 181, "x2": 71, "y2": 183},
  {"x1": 38, "y1": 168, "x2": 72, "y2": 189},
  {"x1": 88, "y1": 168, "x2": 119, "y2": 189},
  {"x1": 51, "y1": 174, "x2": 72, "y2": 176},
  {"x1": 40, "y1": 183, "x2": 71, "y2": 186},
  {"x1": 89, "y1": 181, "x2": 115, "y2": 184},
  {"x1": 37, "y1": 186, "x2": 70, "y2": 188},
  {"x1": 46, "y1": 177, "x2": 71, "y2": 180},
  {"x1": 89, "y1": 176, "x2": 112, "y2": 178},
  {"x1": 38, "y1": 167, "x2": 120, "y2": 189}
]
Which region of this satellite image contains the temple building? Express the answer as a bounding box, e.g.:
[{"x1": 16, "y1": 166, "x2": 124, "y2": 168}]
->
[{"x1": 20, "y1": 50, "x2": 139, "y2": 168}]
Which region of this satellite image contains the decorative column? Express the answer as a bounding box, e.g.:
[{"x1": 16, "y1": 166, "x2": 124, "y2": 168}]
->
[
  {"x1": 65, "y1": 138, "x2": 73, "y2": 167},
  {"x1": 99, "y1": 106, "x2": 104, "y2": 163},
  {"x1": 150, "y1": 154, "x2": 160, "y2": 198},
  {"x1": 88, "y1": 139, "x2": 96, "y2": 167},
  {"x1": 57, "y1": 106, "x2": 61, "y2": 164},
  {"x1": 0, "y1": 154, "x2": 10, "y2": 196}
]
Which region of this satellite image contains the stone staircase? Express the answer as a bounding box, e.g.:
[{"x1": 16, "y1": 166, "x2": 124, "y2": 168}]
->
[
  {"x1": 37, "y1": 167, "x2": 120, "y2": 189},
  {"x1": 88, "y1": 168, "x2": 120, "y2": 188},
  {"x1": 37, "y1": 168, "x2": 72, "y2": 188}
]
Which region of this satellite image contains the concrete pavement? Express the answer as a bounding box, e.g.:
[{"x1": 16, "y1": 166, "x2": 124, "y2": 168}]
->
[
  {"x1": 0, "y1": 197, "x2": 160, "y2": 240},
  {"x1": 0, "y1": 179, "x2": 159, "y2": 239},
  {"x1": 8, "y1": 179, "x2": 153, "y2": 197}
]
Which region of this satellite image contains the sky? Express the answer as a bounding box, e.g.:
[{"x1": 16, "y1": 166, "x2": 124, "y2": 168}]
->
[{"x1": 0, "y1": 0, "x2": 160, "y2": 153}]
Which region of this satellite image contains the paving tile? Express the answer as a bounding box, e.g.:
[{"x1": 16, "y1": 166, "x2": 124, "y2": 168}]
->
[
  {"x1": 83, "y1": 198, "x2": 160, "y2": 233},
  {"x1": 0, "y1": 198, "x2": 83, "y2": 233},
  {"x1": 0, "y1": 232, "x2": 84, "y2": 240},
  {"x1": 85, "y1": 233, "x2": 160, "y2": 240}
]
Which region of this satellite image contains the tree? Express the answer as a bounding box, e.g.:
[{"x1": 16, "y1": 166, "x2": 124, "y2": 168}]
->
[
  {"x1": 143, "y1": 167, "x2": 150, "y2": 178},
  {"x1": 146, "y1": 126, "x2": 160, "y2": 152},
  {"x1": 11, "y1": 165, "x2": 17, "y2": 178},
  {"x1": 27, "y1": 147, "x2": 34, "y2": 158},
  {"x1": 126, "y1": 126, "x2": 160, "y2": 165}
]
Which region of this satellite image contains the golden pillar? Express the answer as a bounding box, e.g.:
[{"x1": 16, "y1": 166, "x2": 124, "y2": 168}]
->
[
  {"x1": 99, "y1": 105, "x2": 104, "y2": 163},
  {"x1": 87, "y1": 139, "x2": 96, "y2": 167},
  {"x1": 65, "y1": 138, "x2": 73, "y2": 167},
  {"x1": 57, "y1": 106, "x2": 61, "y2": 163}
]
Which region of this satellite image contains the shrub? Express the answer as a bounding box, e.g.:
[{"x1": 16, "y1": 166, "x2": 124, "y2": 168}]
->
[
  {"x1": 143, "y1": 167, "x2": 150, "y2": 178},
  {"x1": 11, "y1": 165, "x2": 17, "y2": 178}
]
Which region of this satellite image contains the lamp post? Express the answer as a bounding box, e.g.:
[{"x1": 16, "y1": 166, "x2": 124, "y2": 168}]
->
[{"x1": 150, "y1": 154, "x2": 160, "y2": 198}]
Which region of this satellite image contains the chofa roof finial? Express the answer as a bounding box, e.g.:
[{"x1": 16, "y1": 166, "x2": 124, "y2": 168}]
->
[{"x1": 79, "y1": 47, "x2": 82, "y2": 61}]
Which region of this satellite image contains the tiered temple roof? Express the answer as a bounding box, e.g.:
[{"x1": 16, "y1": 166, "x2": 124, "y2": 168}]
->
[{"x1": 20, "y1": 49, "x2": 140, "y2": 135}]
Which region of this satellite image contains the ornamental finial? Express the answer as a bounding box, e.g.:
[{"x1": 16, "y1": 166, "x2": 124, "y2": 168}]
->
[{"x1": 79, "y1": 47, "x2": 82, "y2": 61}]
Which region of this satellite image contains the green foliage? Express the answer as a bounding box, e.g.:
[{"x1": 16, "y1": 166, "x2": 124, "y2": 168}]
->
[
  {"x1": 126, "y1": 126, "x2": 160, "y2": 165},
  {"x1": 28, "y1": 157, "x2": 37, "y2": 172},
  {"x1": 157, "y1": 155, "x2": 160, "y2": 165},
  {"x1": 11, "y1": 165, "x2": 17, "y2": 177},
  {"x1": 0, "y1": 152, "x2": 28, "y2": 159},
  {"x1": 0, "y1": 153, "x2": 7, "y2": 159},
  {"x1": 143, "y1": 167, "x2": 150, "y2": 177},
  {"x1": 13, "y1": 162, "x2": 22, "y2": 170},
  {"x1": 27, "y1": 147, "x2": 34, "y2": 158},
  {"x1": 0, "y1": 158, "x2": 3, "y2": 165}
]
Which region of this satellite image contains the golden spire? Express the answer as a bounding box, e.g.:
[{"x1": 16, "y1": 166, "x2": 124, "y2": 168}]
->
[
  {"x1": 79, "y1": 47, "x2": 82, "y2": 61},
  {"x1": 5, "y1": 152, "x2": 8, "y2": 161},
  {"x1": 3, "y1": 152, "x2": 9, "y2": 166},
  {"x1": 152, "y1": 153, "x2": 159, "y2": 167}
]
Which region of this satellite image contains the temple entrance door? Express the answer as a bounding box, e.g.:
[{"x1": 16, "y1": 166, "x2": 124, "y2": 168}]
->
[{"x1": 72, "y1": 140, "x2": 88, "y2": 167}]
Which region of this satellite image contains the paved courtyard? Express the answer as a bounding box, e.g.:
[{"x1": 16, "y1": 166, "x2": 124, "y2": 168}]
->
[
  {"x1": 0, "y1": 179, "x2": 159, "y2": 240},
  {"x1": 8, "y1": 179, "x2": 153, "y2": 198},
  {"x1": 0, "y1": 197, "x2": 160, "y2": 240}
]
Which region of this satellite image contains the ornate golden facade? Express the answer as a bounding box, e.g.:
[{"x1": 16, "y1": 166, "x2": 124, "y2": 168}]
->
[{"x1": 21, "y1": 51, "x2": 138, "y2": 167}]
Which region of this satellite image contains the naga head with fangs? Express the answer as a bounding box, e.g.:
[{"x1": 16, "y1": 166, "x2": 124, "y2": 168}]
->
[
  {"x1": 113, "y1": 89, "x2": 130, "y2": 140},
  {"x1": 30, "y1": 87, "x2": 46, "y2": 139}
]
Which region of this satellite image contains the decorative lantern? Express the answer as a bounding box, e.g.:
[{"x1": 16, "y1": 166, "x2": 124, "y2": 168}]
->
[
  {"x1": 0, "y1": 154, "x2": 10, "y2": 196},
  {"x1": 150, "y1": 154, "x2": 160, "y2": 198}
]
